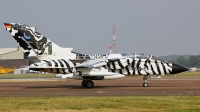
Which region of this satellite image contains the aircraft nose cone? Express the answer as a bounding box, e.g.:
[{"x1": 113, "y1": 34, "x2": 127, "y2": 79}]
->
[{"x1": 172, "y1": 63, "x2": 188, "y2": 74}]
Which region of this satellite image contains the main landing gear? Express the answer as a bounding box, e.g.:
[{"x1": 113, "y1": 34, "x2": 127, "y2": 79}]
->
[
  {"x1": 82, "y1": 80, "x2": 94, "y2": 88},
  {"x1": 143, "y1": 75, "x2": 149, "y2": 87}
]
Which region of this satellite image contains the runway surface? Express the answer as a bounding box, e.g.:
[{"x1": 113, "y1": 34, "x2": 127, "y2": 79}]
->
[{"x1": 0, "y1": 76, "x2": 200, "y2": 97}]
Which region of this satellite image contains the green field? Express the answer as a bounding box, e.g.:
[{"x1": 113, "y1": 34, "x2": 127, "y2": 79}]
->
[
  {"x1": 0, "y1": 74, "x2": 55, "y2": 79},
  {"x1": 0, "y1": 96, "x2": 200, "y2": 112},
  {"x1": 174, "y1": 72, "x2": 200, "y2": 76}
]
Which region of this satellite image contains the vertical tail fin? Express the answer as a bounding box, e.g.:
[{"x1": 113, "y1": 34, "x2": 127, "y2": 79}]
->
[{"x1": 4, "y1": 23, "x2": 73, "y2": 57}]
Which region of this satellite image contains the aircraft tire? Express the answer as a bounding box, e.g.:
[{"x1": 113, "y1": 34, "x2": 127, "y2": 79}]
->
[
  {"x1": 143, "y1": 82, "x2": 149, "y2": 87},
  {"x1": 86, "y1": 80, "x2": 94, "y2": 88},
  {"x1": 81, "y1": 80, "x2": 87, "y2": 87}
]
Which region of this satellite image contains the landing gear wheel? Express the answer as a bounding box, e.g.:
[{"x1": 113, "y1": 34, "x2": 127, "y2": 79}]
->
[
  {"x1": 143, "y1": 75, "x2": 149, "y2": 87},
  {"x1": 86, "y1": 80, "x2": 94, "y2": 88},
  {"x1": 143, "y1": 82, "x2": 149, "y2": 87},
  {"x1": 81, "y1": 80, "x2": 87, "y2": 87}
]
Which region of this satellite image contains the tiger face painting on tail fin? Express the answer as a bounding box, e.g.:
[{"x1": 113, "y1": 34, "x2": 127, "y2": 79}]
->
[{"x1": 4, "y1": 23, "x2": 55, "y2": 56}]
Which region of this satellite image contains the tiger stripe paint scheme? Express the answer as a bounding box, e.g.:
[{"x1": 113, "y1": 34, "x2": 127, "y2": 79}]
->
[{"x1": 30, "y1": 57, "x2": 173, "y2": 75}]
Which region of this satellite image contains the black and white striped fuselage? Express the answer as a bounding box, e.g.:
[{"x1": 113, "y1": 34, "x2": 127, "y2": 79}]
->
[{"x1": 30, "y1": 58, "x2": 172, "y2": 75}]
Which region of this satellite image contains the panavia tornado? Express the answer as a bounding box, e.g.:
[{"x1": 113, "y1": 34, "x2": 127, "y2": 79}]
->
[{"x1": 4, "y1": 23, "x2": 188, "y2": 88}]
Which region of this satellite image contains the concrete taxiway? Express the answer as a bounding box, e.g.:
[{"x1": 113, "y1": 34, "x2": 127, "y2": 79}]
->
[{"x1": 0, "y1": 76, "x2": 200, "y2": 97}]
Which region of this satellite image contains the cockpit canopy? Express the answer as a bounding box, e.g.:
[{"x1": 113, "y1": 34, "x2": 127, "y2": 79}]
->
[{"x1": 121, "y1": 53, "x2": 161, "y2": 61}]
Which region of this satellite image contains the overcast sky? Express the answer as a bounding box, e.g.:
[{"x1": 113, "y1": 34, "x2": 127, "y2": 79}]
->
[{"x1": 0, "y1": 0, "x2": 200, "y2": 56}]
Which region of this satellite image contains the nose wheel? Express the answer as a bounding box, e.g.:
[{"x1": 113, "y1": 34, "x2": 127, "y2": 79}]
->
[
  {"x1": 143, "y1": 75, "x2": 149, "y2": 87},
  {"x1": 143, "y1": 82, "x2": 149, "y2": 87},
  {"x1": 82, "y1": 80, "x2": 94, "y2": 88}
]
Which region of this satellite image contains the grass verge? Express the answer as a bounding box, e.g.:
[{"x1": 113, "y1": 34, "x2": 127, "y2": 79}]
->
[
  {"x1": 0, "y1": 96, "x2": 200, "y2": 112},
  {"x1": 0, "y1": 74, "x2": 55, "y2": 79},
  {"x1": 174, "y1": 72, "x2": 200, "y2": 76}
]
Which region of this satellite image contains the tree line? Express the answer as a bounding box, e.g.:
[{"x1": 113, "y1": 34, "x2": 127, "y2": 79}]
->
[{"x1": 167, "y1": 54, "x2": 200, "y2": 68}]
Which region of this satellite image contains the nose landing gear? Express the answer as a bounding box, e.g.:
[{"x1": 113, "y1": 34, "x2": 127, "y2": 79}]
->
[{"x1": 143, "y1": 75, "x2": 149, "y2": 87}]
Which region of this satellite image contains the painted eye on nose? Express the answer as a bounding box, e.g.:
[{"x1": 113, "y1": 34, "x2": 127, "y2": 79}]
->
[{"x1": 23, "y1": 33, "x2": 31, "y2": 40}]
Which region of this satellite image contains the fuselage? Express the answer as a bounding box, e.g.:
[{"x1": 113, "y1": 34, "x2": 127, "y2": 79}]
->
[{"x1": 30, "y1": 53, "x2": 173, "y2": 76}]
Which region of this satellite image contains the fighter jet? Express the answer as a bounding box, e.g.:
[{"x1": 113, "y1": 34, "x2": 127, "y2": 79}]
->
[{"x1": 4, "y1": 23, "x2": 188, "y2": 88}]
